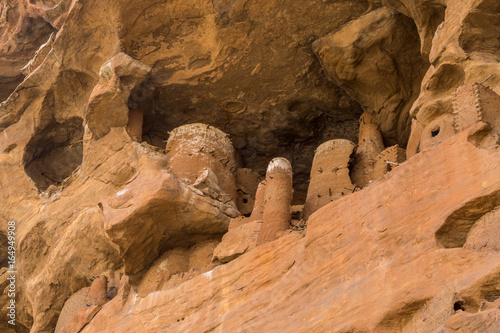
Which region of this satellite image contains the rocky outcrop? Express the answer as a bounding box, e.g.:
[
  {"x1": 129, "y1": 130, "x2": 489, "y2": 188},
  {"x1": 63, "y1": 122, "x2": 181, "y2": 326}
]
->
[
  {"x1": 122, "y1": 0, "x2": 370, "y2": 201},
  {"x1": 80, "y1": 128, "x2": 500, "y2": 333},
  {"x1": 434, "y1": 309, "x2": 500, "y2": 332},
  {"x1": 313, "y1": 7, "x2": 429, "y2": 145},
  {"x1": 403, "y1": 0, "x2": 500, "y2": 155},
  {"x1": 0, "y1": 0, "x2": 500, "y2": 332},
  {"x1": 86, "y1": 52, "x2": 151, "y2": 139},
  {"x1": 212, "y1": 220, "x2": 261, "y2": 263},
  {"x1": 0, "y1": 1, "x2": 57, "y2": 102}
]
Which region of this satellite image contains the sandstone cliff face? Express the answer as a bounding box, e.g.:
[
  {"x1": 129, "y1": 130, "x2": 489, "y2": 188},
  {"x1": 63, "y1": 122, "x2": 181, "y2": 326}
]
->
[{"x1": 0, "y1": 0, "x2": 499, "y2": 332}]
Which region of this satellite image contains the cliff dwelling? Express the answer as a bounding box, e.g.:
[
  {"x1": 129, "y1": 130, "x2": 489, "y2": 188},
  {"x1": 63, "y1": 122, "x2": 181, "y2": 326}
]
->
[{"x1": 1, "y1": 0, "x2": 500, "y2": 332}]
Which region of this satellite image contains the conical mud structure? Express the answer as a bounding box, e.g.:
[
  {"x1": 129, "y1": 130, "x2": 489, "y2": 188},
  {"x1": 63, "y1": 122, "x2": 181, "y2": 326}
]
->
[
  {"x1": 250, "y1": 180, "x2": 267, "y2": 221},
  {"x1": 86, "y1": 276, "x2": 108, "y2": 306},
  {"x1": 351, "y1": 112, "x2": 385, "y2": 188},
  {"x1": 257, "y1": 157, "x2": 293, "y2": 245},
  {"x1": 303, "y1": 139, "x2": 356, "y2": 219}
]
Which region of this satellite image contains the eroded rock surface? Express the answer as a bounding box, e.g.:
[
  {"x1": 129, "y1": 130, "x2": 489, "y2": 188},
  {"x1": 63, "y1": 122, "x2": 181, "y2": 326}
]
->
[
  {"x1": 0, "y1": 0, "x2": 500, "y2": 332},
  {"x1": 81, "y1": 128, "x2": 500, "y2": 333},
  {"x1": 313, "y1": 7, "x2": 429, "y2": 145}
]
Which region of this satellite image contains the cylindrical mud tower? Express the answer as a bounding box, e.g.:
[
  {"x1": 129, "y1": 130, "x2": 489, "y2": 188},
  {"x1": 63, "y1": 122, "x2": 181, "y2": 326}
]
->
[
  {"x1": 126, "y1": 109, "x2": 144, "y2": 142},
  {"x1": 165, "y1": 123, "x2": 238, "y2": 204},
  {"x1": 351, "y1": 112, "x2": 385, "y2": 188},
  {"x1": 86, "y1": 276, "x2": 108, "y2": 306},
  {"x1": 250, "y1": 180, "x2": 267, "y2": 221},
  {"x1": 257, "y1": 158, "x2": 293, "y2": 245},
  {"x1": 303, "y1": 139, "x2": 356, "y2": 220}
]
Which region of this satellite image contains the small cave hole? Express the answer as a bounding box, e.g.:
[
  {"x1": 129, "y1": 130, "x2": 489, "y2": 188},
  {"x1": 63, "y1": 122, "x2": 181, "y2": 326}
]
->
[
  {"x1": 23, "y1": 117, "x2": 84, "y2": 191},
  {"x1": 454, "y1": 301, "x2": 465, "y2": 311},
  {"x1": 4, "y1": 143, "x2": 17, "y2": 153},
  {"x1": 127, "y1": 75, "x2": 166, "y2": 149},
  {"x1": 242, "y1": 198, "x2": 248, "y2": 204},
  {"x1": 431, "y1": 127, "x2": 441, "y2": 137}
]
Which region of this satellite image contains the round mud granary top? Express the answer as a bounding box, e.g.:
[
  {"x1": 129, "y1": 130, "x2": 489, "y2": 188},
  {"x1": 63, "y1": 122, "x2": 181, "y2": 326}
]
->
[
  {"x1": 166, "y1": 123, "x2": 236, "y2": 165},
  {"x1": 165, "y1": 123, "x2": 238, "y2": 202}
]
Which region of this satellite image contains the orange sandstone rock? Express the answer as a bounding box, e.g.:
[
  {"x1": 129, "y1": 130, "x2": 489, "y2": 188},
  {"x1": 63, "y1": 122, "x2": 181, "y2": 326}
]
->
[
  {"x1": 212, "y1": 221, "x2": 261, "y2": 263},
  {"x1": 59, "y1": 305, "x2": 102, "y2": 333},
  {"x1": 420, "y1": 113, "x2": 456, "y2": 151},
  {"x1": 54, "y1": 287, "x2": 90, "y2": 333},
  {"x1": 86, "y1": 76, "x2": 130, "y2": 139},
  {"x1": 82, "y1": 131, "x2": 500, "y2": 332},
  {"x1": 407, "y1": 118, "x2": 425, "y2": 158},
  {"x1": 86, "y1": 53, "x2": 151, "y2": 140},
  {"x1": 434, "y1": 309, "x2": 500, "y2": 332}
]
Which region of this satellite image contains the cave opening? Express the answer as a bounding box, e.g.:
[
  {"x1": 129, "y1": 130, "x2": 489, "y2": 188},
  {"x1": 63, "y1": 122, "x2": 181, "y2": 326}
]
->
[
  {"x1": 454, "y1": 301, "x2": 465, "y2": 311},
  {"x1": 0, "y1": 74, "x2": 25, "y2": 103},
  {"x1": 125, "y1": 57, "x2": 364, "y2": 206},
  {"x1": 23, "y1": 117, "x2": 84, "y2": 191},
  {"x1": 136, "y1": 91, "x2": 363, "y2": 204}
]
